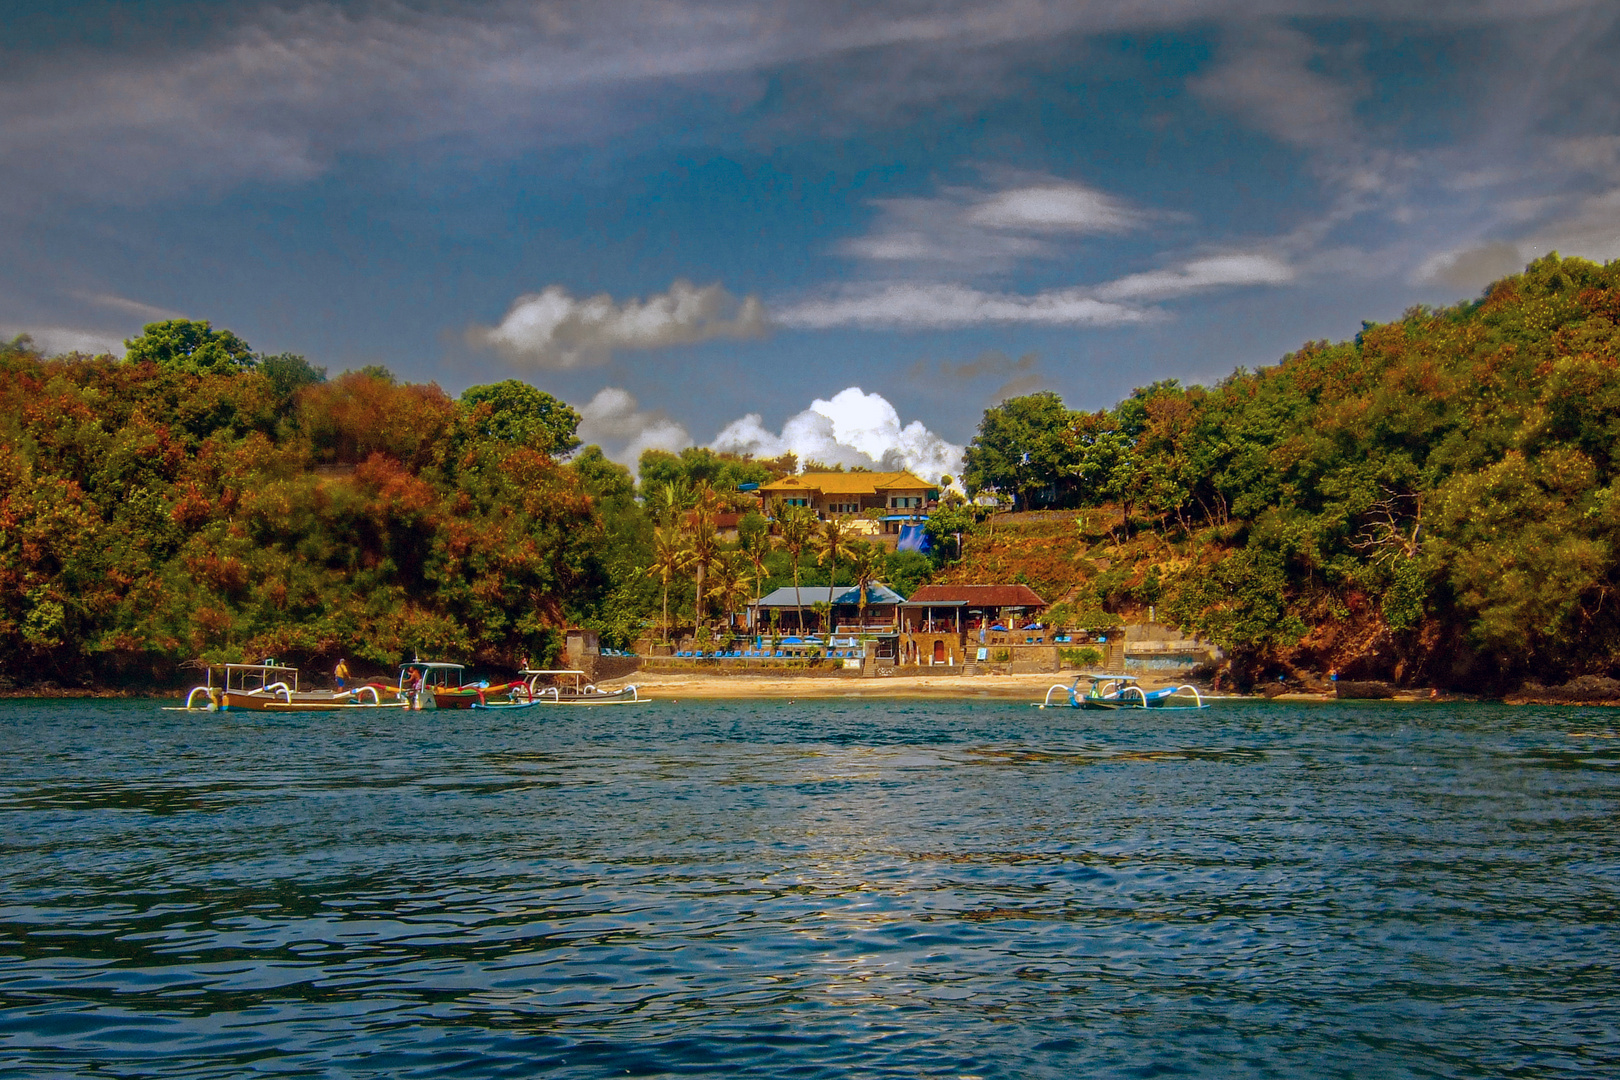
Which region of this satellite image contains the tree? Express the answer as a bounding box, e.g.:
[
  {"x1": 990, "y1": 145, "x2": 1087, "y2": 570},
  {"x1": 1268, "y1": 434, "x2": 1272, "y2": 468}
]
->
[
  {"x1": 460, "y1": 380, "x2": 582, "y2": 457},
  {"x1": 846, "y1": 541, "x2": 886, "y2": 631},
  {"x1": 775, "y1": 501, "x2": 817, "y2": 633},
  {"x1": 962, "y1": 391, "x2": 1077, "y2": 508},
  {"x1": 682, "y1": 484, "x2": 723, "y2": 626},
  {"x1": 816, "y1": 514, "x2": 858, "y2": 629},
  {"x1": 739, "y1": 514, "x2": 773, "y2": 609},
  {"x1": 259, "y1": 352, "x2": 326, "y2": 399},
  {"x1": 644, "y1": 527, "x2": 688, "y2": 643},
  {"x1": 649, "y1": 479, "x2": 693, "y2": 527},
  {"x1": 707, "y1": 550, "x2": 755, "y2": 631},
  {"x1": 125, "y1": 319, "x2": 256, "y2": 376}
]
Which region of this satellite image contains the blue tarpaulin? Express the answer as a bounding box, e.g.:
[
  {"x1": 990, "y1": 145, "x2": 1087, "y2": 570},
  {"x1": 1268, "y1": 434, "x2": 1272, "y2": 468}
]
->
[{"x1": 897, "y1": 523, "x2": 930, "y2": 553}]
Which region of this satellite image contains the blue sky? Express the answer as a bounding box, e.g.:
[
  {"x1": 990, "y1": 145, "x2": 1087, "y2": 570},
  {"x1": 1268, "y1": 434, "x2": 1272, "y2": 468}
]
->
[{"x1": 4, "y1": 1, "x2": 1619, "y2": 476}]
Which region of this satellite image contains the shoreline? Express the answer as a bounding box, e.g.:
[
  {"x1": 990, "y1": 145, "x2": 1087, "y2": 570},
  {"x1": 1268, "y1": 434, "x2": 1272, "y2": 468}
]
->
[{"x1": 0, "y1": 673, "x2": 1597, "y2": 705}]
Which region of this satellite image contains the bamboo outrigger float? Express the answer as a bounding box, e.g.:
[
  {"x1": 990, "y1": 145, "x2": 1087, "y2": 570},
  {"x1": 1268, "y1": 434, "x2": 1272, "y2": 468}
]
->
[
  {"x1": 171, "y1": 662, "x2": 409, "y2": 711},
  {"x1": 471, "y1": 669, "x2": 647, "y2": 709},
  {"x1": 1039, "y1": 674, "x2": 1209, "y2": 710}
]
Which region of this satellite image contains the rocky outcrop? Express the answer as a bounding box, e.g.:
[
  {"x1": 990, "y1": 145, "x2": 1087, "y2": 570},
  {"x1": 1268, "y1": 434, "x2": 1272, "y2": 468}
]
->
[{"x1": 1506, "y1": 676, "x2": 1620, "y2": 706}]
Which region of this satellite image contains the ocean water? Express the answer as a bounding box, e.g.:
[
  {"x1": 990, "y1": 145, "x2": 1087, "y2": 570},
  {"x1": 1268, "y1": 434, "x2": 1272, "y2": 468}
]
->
[{"x1": 2, "y1": 697, "x2": 1617, "y2": 1078}]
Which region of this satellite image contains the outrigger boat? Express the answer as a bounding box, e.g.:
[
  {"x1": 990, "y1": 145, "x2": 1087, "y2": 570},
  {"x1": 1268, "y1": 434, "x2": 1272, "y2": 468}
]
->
[
  {"x1": 1040, "y1": 674, "x2": 1209, "y2": 710},
  {"x1": 390, "y1": 660, "x2": 524, "y2": 710},
  {"x1": 171, "y1": 661, "x2": 408, "y2": 712},
  {"x1": 471, "y1": 669, "x2": 647, "y2": 709}
]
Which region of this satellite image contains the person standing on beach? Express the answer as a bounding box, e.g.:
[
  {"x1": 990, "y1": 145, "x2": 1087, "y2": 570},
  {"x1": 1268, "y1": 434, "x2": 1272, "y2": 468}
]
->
[{"x1": 334, "y1": 657, "x2": 350, "y2": 690}]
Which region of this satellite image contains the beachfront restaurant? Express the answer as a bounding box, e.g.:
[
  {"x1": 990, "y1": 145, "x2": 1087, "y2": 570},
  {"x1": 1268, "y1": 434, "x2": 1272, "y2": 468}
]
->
[
  {"x1": 746, "y1": 584, "x2": 905, "y2": 634},
  {"x1": 902, "y1": 584, "x2": 1049, "y2": 636}
]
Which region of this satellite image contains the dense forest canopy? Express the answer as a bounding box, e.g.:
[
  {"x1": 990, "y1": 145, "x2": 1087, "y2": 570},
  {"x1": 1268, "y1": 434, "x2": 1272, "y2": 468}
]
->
[
  {"x1": 963, "y1": 254, "x2": 1620, "y2": 687},
  {"x1": 5, "y1": 255, "x2": 1619, "y2": 691}
]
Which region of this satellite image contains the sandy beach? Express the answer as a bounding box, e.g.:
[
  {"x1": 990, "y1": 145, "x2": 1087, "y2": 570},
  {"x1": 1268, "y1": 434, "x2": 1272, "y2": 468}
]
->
[{"x1": 594, "y1": 668, "x2": 1221, "y2": 701}]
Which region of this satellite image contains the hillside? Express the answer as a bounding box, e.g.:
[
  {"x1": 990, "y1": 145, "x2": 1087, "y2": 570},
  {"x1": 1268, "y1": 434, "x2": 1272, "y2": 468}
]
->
[{"x1": 951, "y1": 255, "x2": 1620, "y2": 690}]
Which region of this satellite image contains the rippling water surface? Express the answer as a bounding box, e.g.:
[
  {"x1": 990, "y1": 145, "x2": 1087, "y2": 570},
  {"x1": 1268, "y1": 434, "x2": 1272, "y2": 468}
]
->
[{"x1": 3, "y1": 698, "x2": 1618, "y2": 1078}]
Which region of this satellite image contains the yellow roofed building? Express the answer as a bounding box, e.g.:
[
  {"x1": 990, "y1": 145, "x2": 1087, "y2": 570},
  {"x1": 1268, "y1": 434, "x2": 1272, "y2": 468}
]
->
[{"x1": 756, "y1": 471, "x2": 939, "y2": 540}]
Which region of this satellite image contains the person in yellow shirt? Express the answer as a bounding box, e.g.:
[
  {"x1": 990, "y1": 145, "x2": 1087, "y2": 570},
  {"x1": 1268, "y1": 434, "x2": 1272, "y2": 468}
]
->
[{"x1": 334, "y1": 657, "x2": 351, "y2": 690}]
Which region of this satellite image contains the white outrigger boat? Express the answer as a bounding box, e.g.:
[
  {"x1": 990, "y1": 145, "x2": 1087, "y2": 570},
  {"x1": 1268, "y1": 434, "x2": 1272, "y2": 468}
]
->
[
  {"x1": 170, "y1": 661, "x2": 409, "y2": 712},
  {"x1": 471, "y1": 669, "x2": 648, "y2": 709},
  {"x1": 1039, "y1": 674, "x2": 1209, "y2": 710}
]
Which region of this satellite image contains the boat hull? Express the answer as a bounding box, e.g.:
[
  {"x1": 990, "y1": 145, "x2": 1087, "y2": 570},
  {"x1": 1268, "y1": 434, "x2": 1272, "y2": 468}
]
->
[
  {"x1": 473, "y1": 687, "x2": 646, "y2": 708},
  {"x1": 202, "y1": 691, "x2": 408, "y2": 711}
]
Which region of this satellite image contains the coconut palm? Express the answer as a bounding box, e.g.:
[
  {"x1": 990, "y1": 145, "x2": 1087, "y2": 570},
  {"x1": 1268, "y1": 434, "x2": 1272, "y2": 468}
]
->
[
  {"x1": 644, "y1": 526, "x2": 690, "y2": 644},
  {"x1": 707, "y1": 550, "x2": 756, "y2": 632},
  {"x1": 740, "y1": 521, "x2": 774, "y2": 620},
  {"x1": 775, "y1": 501, "x2": 817, "y2": 634},
  {"x1": 683, "y1": 483, "x2": 724, "y2": 627},
  {"x1": 815, "y1": 514, "x2": 858, "y2": 633},
  {"x1": 652, "y1": 479, "x2": 693, "y2": 527},
  {"x1": 846, "y1": 541, "x2": 887, "y2": 632}
]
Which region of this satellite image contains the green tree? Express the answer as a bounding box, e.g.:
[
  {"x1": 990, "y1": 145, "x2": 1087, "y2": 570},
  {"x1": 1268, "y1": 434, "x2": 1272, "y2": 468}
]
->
[
  {"x1": 644, "y1": 527, "x2": 688, "y2": 644},
  {"x1": 125, "y1": 319, "x2": 256, "y2": 375},
  {"x1": 775, "y1": 501, "x2": 817, "y2": 632},
  {"x1": 962, "y1": 391, "x2": 1077, "y2": 508},
  {"x1": 815, "y1": 514, "x2": 859, "y2": 628},
  {"x1": 460, "y1": 380, "x2": 582, "y2": 457},
  {"x1": 847, "y1": 541, "x2": 886, "y2": 631},
  {"x1": 258, "y1": 352, "x2": 326, "y2": 399}
]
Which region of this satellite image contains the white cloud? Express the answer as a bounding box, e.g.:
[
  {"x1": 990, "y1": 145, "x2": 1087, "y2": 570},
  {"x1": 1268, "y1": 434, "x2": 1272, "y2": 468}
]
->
[
  {"x1": 74, "y1": 292, "x2": 184, "y2": 323},
  {"x1": 470, "y1": 279, "x2": 768, "y2": 368},
  {"x1": 839, "y1": 176, "x2": 1146, "y2": 269},
  {"x1": 964, "y1": 183, "x2": 1142, "y2": 232},
  {"x1": 1094, "y1": 253, "x2": 1296, "y2": 301},
  {"x1": 580, "y1": 384, "x2": 963, "y2": 483},
  {"x1": 776, "y1": 282, "x2": 1153, "y2": 329},
  {"x1": 0, "y1": 325, "x2": 126, "y2": 356},
  {"x1": 1190, "y1": 24, "x2": 1360, "y2": 153},
  {"x1": 577, "y1": 387, "x2": 694, "y2": 465},
  {"x1": 711, "y1": 387, "x2": 964, "y2": 483}
]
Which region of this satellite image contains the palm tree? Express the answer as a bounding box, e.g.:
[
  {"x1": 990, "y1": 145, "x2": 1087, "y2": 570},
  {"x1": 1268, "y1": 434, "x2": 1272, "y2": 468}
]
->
[
  {"x1": 846, "y1": 541, "x2": 886, "y2": 632},
  {"x1": 652, "y1": 479, "x2": 693, "y2": 527},
  {"x1": 707, "y1": 550, "x2": 755, "y2": 632},
  {"x1": 776, "y1": 502, "x2": 816, "y2": 635},
  {"x1": 683, "y1": 483, "x2": 723, "y2": 627},
  {"x1": 740, "y1": 523, "x2": 774, "y2": 627},
  {"x1": 816, "y1": 513, "x2": 858, "y2": 634},
  {"x1": 644, "y1": 526, "x2": 689, "y2": 644}
]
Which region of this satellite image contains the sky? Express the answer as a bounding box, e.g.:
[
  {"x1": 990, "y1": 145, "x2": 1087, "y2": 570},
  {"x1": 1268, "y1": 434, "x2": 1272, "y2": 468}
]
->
[{"x1": 4, "y1": 0, "x2": 1620, "y2": 480}]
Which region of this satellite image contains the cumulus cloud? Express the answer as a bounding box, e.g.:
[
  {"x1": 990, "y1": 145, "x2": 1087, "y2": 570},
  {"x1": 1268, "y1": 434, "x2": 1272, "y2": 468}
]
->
[
  {"x1": 577, "y1": 387, "x2": 695, "y2": 464},
  {"x1": 470, "y1": 280, "x2": 768, "y2": 368},
  {"x1": 776, "y1": 282, "x2": 1153, "y2": 329},
  {"x1": 712, "y1": 387, "x2": 964, "y2": 483},
  {"x1": 582, "y1": 384, "x2": 963, "y2": 482},
  {"x1": 1094, "y1": 253, "x2": 1296, "y2": 301}
]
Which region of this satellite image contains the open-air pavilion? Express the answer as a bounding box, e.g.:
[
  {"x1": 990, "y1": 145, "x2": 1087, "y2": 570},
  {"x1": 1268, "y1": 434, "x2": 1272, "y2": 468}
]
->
[{"x1": 747, "y1": 584, "x2": 905, "y2": 634}]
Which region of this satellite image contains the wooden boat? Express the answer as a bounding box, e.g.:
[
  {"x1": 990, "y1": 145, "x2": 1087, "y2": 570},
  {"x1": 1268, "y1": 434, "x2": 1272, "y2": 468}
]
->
[
  {"x1": 390, "y1": 660, "x2": 525, "y2": 710},
  {"x1": 472, "y1": 669, "x2": 648, "y2": 709},
  {"x1": 172, "y1": 662, "x2": 409, "y2": 712},
  {"x1": 1039, "y1": 674, "x2": 1208, "y2": 710}
]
